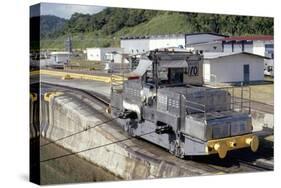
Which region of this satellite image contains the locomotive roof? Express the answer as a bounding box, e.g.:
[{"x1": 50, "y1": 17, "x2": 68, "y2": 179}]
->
[{"x1": 130, "y1": 52, "x2": 201, "y2": 77}]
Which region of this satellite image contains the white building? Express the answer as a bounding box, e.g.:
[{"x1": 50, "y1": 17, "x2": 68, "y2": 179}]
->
[
  {"x1": 120, "y1": 33, "x2": 227, "y2": 55},
  {"x1": 86, "y1": 48, "x2": 123, "y2": 62},
  {"x1": 104, "y1": 51, "x2": 129, "y2": 64},
  {"x1": 50, "y1": 51, "x2": 71, "y2": 65},
  {"x1": 203, "y1": 52, "x2": 265, "y2": 83},
  {"x1": 186, "y1": 35, "x2": 274, "y2": 58},
  {"x1": 221, "y1": 35, "x2": 274, "y2": 58},
  {"x1": 120, "y1": 35, "x2": 185, "y2": 54}
]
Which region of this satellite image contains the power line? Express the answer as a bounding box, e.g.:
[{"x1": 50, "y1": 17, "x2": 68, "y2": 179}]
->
[
  {"x1": 40, "y1": 130, "x2": 155, "y2": 163},
  {"x1": 40, "y1": 85, "x2": 115, "y2": 147},
  {"x1": 40, "y1": 117, "x2": 118, "y2": 147}
]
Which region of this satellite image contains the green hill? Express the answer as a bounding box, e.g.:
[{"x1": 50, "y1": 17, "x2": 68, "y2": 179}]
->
[
  {"x1": 39, "y1": 8, "x2": 273, "y2": 50},
  {"x1": 40, "y1": 15, "x2": 66, "y2": 38},
  {"x1": 115, "y1": 13, "x2": 193, "y2": 36}
]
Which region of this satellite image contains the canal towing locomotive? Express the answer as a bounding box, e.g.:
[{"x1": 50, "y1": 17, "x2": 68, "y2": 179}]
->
[{"x1": 110, "y1": 49, "x2": 259, "y2": 159}]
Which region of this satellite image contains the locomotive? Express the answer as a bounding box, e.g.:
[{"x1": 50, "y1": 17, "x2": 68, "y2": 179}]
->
[{"x1": 110, "y1": 49, "x2": 259, "y2": 159}]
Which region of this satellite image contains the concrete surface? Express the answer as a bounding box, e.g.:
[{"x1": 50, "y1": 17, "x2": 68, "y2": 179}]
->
[{"x1": 40, "y1": 75, "x2": 111, "y2": 98}]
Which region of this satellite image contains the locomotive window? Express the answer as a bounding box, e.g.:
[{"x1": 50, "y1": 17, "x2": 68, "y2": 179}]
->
[
  {"x1": 168, "y1": 68, "x2": 184, "y2": 84},
  {"x1": 159, "y1": 68, "x2": 183, "y2": 85},
  {"x1": 144, "y1": 68, "x2": 169, "y2": 86},
  {"x1": 144, "y1": 70, "x2": 154, "y2": 85},
  {"x1": 144, "y1": 67, "x2": 184, "y2": 87},
  {"x1": 158, "y1": 68, "x2": 169, "y2": 84}
]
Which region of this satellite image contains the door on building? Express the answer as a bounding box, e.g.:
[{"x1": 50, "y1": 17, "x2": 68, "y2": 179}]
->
[{"x1": 243, "y1": 64, "x2": 250, "y2": 83}]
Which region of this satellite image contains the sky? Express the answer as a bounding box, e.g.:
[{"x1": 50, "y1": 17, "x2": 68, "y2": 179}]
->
[{"x1": 38, "y1": 3, "x2": 105, "y2": 19}]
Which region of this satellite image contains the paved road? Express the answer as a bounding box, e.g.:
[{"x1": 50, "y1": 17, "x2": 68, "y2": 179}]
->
[{"x1": 39, "y1": 74, "x2": 111, "y2": 98}]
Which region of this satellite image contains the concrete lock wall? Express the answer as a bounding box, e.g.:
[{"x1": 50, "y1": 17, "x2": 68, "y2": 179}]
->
[
  {"x1": 30, "y1": 93, "x2": 39, "y2": 138},
  {"x1": 41, "y1": 94, "x2": 201, "y2": 180}
]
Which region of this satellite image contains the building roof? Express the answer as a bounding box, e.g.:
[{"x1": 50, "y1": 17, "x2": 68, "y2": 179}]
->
[
  {"x1": 204, "y1": 52, "x2": 269, "y2": 60},
  {"x1": 221, "y1": 35, "x2": 273, "y2": 41},
  {"x1": 120, "y1": 34, "x2": 185, "y2": 40},
  {"x1": 185, "y1": 32, "x2": 228, "y2": 37},
  {"x1": 120, "y1": 32, "x2": 228, "y2": 40}
]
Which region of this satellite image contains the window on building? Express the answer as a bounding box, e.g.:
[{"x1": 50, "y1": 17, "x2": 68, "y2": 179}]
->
[
  {"x1": 265, "y1": 44, "x2": 274, "y2": 59},
  {"x1": 265, "y1": 44, "x2": 274, "y2": 48}
]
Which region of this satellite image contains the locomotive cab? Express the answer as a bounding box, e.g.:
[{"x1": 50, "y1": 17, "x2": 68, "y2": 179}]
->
[{"x1": 110, "y1": 49, "x2": 259, "y2": 159}]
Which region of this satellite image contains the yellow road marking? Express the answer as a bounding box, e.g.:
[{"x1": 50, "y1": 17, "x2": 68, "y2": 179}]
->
[{"x1": 30, "y1": 70, "x2": 126, "y2": 83}]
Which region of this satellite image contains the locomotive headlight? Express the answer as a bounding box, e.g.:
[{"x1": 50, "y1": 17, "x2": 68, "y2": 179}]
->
[
  {"x1": 245, "y1": 135, "x2": 259, "y2": 152},
  {"x1": 214, "y1": 142, "x2": 227, "y2": 159}
]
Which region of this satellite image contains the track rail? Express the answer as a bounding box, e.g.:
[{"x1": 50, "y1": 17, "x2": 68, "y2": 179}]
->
[
  {"x1": 237, "y1": 159, "x2": 273, "y2": 171},
  {"x1": 41, "y1": 82, "x2": 110, "y2": 106}
]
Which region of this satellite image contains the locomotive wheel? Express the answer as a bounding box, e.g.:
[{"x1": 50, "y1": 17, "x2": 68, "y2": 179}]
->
[
  {"x1": 123, "y1": 120, "x2": 129, "y2": 132},
  {"x1": 169, "y1": 140, "x2": 176, "y2": 154},
  {"x1": 124, "y1": 120, "x2": 136, "y2": 137},
  {"x1": 175, "y1": 147, "x2": 185, "y2": 159},
  {"x1": 169, "y1": 140, "x2": 184, "y2": 158},
  {"x1": 175, "y1": 143, "x2": 184, "y2": 159}
]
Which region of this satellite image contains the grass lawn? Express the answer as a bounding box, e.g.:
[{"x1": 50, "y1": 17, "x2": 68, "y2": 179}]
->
[
  {"x1": 228, "y1": 83, "x2": 274, "y2": 105},
  {"x1": 67, "y1": 57, "x2": 105, "y2": 71},
  {"x1": 249, "y1": 84, "x2": 274, "y2": 105},
  {"x1": 208, "y1": 81, "x2": 274, "y2": 105}
]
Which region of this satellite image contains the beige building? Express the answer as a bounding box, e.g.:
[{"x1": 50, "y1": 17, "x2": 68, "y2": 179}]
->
[{"x1": 203, "y1": 52, "x2": 265, "y2": 83}]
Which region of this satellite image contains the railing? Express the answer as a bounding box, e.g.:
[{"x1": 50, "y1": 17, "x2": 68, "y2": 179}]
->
[
  {"x1": 186, "y1": 99, "x2": 207, "y2": 120},
  {"x1": 183, "y1": 86, "x2": 251, "y2": 122}
]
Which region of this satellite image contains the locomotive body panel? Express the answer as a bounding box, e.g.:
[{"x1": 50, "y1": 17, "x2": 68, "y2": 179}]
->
[{"x1": 110, "y1": 49, "x2": 258, "y2": 159}]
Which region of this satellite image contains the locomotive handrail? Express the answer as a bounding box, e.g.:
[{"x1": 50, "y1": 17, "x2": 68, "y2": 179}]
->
[
  {"x1": 186, "y1": 100, "x2": 206, "y2": 107},
  {"x1": 186, "y1": 106, "x2": 206, "y2": 113},
  {"x1": 179, "y1": 86, "x2": 252, "y2": 122}
]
